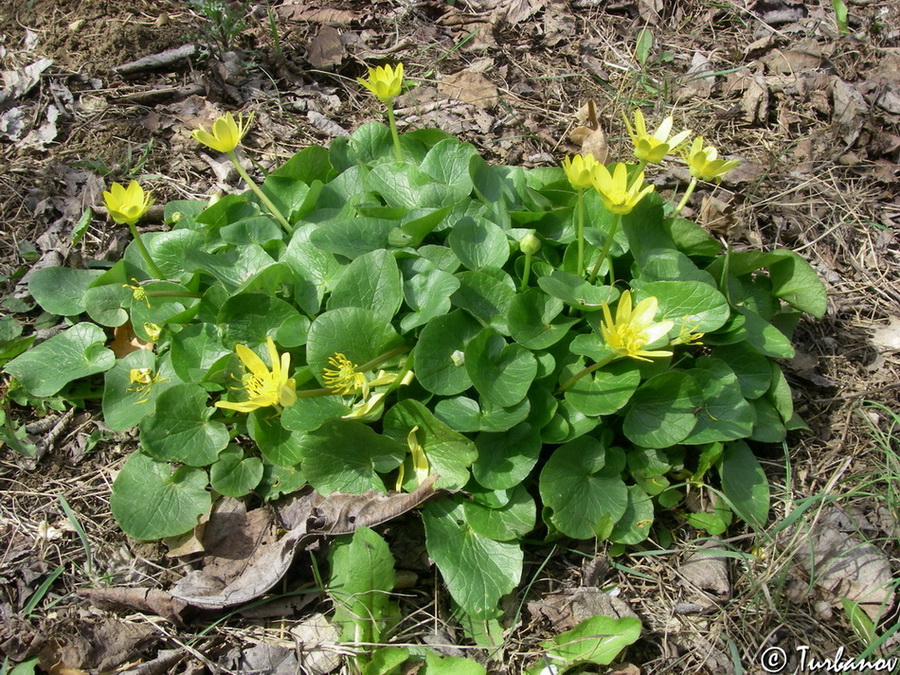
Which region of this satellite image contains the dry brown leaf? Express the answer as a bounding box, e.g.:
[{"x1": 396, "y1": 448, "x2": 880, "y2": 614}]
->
[
  {"x1": 0, "y1": 57, "x2": 53, "y2": 103},
  {"x1": 608, "y1": 665, "x2": 642, "y2": 675},
  {"x1": 792, "y1": 507, "x2": 895, "y2": 621},
  {"x1": 762, "y1": 39, "x2": 823, "y2": 74},
  {"x1": 741, "y1": 74, "x2": 769, "y2": 124},
  {"x1": 501, "y1": 0, "x2": 547, "y2": 26},
  {"x1": 169, "y1": 477, "x2": 442, "y2": 609},
  {"x1": 306, "y1": 26, "x2": 345, "y2": 70},
  {"x1": 109, "y1": 322, "x2": 153, "y2": 358},
  {"x1": 528, "y1": 587, "x2": 637, "y2": 632},
  {"x1": 277, "y1": 5, "x2": 356, "y2": 25},
  {"x1": 871, "y1": 316, "x2": 900, "y2": 351},
  {"x1": 682, "y1": 51, "x2": 715, "y2": 98},
  {"x1": 291, "y1": 613, "x2": 342, "y2": 675},
  {"x1": 438, "y1": 70, "x2": 499, "y2": 109},
  {"x1": 678, "y1": 541, "x2": 731, "y2": 601},
  {"x1": 76, "y1": 588, "x2": 188, "y2": 624}
]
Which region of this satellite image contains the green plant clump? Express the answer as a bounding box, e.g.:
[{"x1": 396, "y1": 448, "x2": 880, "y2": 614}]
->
[{"x1": 3, "y1": 70, "x2": 826, "y2": 638}]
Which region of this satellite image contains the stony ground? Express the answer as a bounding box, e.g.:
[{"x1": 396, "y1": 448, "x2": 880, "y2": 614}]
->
[{"x1": 1, "y1": 0, "x2": 899, "y2": 673}]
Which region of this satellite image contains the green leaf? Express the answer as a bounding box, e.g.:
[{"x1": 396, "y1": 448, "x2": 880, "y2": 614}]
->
[
  {"x1": 539, "y1": 436, "x2": 629, "y2": 539},
  {"x1": 544, "y1": 615, "x2": 642, "y2": 667},
  {"x1": 306, "y1": 307, "x2": 403, "y2": 387},
  {"x1": 364, "y1": 648, "x2": 410, "y2": 675},
  {"x1": 749, "y1": 396, "x2": 787, "y2": 443},
  {"x1": 564, "y1": 360, "x2": 641, "y2": 417},
  {"x1": 248, "y1": 411, "x2": 305, "y2": 466},
  {"x1": 420, "y1": 138, "x2": 478, "y2": 195},
  {"x1": 684, "y1": 511, "x2": 728, "y2": 535},
  {"x1": 309, "y1": 217, "x2": 396, "y2": 260},
  {"x1": 451, "y1": 269, "x2": 516, "y2": 333},
  {"x1": 464, "y1": 328, "x2": 537, "y2": 408},
  {"x1": 423, "y1": 499, "x2": 523, "y2": 619},
  {"x1": 83, "y1": 283, "x2": 130, "y2": 327},
  {"x1": 634, "y1": 27, "x2": 653, "y2": 66},
  {"x1": 400, "y1": 262, "x2": 461, "y2": 332},
  {"x1": 384, "y1": 400, "x2": 477, "y2": 490},
  {"x1": 4, "y1": 323, "x2": 115, "y2": 397},
  {"x1": 219, "y1": 293, "x2": 303, "y2": 348},
  {"x1": 283, "y1": 226, "x2": 342, "y2": 313},
  {"x1": 210, "y1": 445, "x2": 264, "y2": 497},
  {"x1": 185, "y1": 244, "x2": 276, "y2": 292},
  {"x1": 414, "y1": 310, "x2": 480, "y2": 396},
  {"x1": 636, "y1": 249, "x2": 717, "y2": 285},
  {"x1": 448, "y1": 217, "x2": 510, "y2": 271},
  {"x1": 256, "y1": 463, "x2": 306, "y2": 501},
  {"x1": 170, "y1": 323, "x2": 231, "y2": 384},
  {"x1": 102, "y1": 350, "x2": 177, "y2": 431},
  {"x1": 464, "y1": 484, "x2": 536, "y2": 541},
  {"x1": 329, "y1": 527, "x2": 397, "y2": 644},
  {"x1": 682, "y1": 358, "x2": 757, "y2": 444},
  {"x1": 733, "y1": 307, "x2": 795, "y2": 359},
  {"x1": 608, "y1": 485, "x2": 654, "y2": 545},
  {"x1": 422, "y1": 652, "x2": 487, "y2": 675},
  {"x1": 840, "y1": 598, "x2": 876, "y2": 646},
  {"x1": 348, "y1": 122, "x2": 394, "y2": 165},
  {"x1": 434, "y1": 396, "x2": 530, "y2": 433},
  {"x1": 720, "y1": 440, "x2": 770, "y2": 529},
  {"x1": 637, "y1": 280, "x2": 730, "y2": 333},
  {"x1": 623, "y1": 372, "x2": 703, "y2": 449},
  {"x1": 711, "y1": 343, "x2": 772, "y2": 399},
  {"x1": 300, "y1": 420, "x2": 406, "y2": 494},
  {"x1": 140, "y1": 384, "x2": 229, "y2": 466},
  {"x1": 281, "y1": 395, "x2": 352, "y2": 433},
  {"x1": 663, "y1": 217, "x2": 722, "y2": 257},
  {"x1": 537, "y1": 271, "x2": 618, "y2": 311},
  {"x1": 328, "y1": 249, "x2": 402, "y2": 321},
  {"x1": 472, "y1": 423, "x2": 541, "y2": 490},
  {"x1": 508, "y1": 289, "x2": 579, "y2": 349},
  {"x1": 28, "y1": 267, "x2": 103, "y2": 315},
  {"x1": 110, "y1": 452, "x2": 210, "y2": 540}
]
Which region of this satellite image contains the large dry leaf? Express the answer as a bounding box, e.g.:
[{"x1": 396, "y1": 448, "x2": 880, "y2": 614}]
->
[
  {"x1": 291, "y1": 613, "x2": 342, "y2": 675},
  {"x1": 76, "y1": 588, "x2": 188, "y2": 624},
  {"x1": 306, "y1": 26, "x2": 345, "y2": 70},
  {"x1": 37, "y1": 619, "x2": 154, "y2": 673},
  {"x1": 792, "y1": 507, "x2": 895, "y2": 620},
  {"x1": 872, "y1": 316, "x2": 900, "y2": 351},
  {"x1": 438, "y1": 70, "x2": 499, "y2": 109},
  {"x1": 277, "y1": 5, "x2": 356, "y2": 25},
  {"x1": 528, "y1": 587, "x2": 637, "y2": 632},
  {"x1": 500, "y1": 0, "x2": 547, "y2": 25},
  {"x1": 0, "y1": 57, "x2": 53, "y2": 103},
  {"x1": 678, "y1": 540, "x2": 731, "y2": 601},
  {"x1": 169, "y1": 477, "x2": 442, "y2": 609}
]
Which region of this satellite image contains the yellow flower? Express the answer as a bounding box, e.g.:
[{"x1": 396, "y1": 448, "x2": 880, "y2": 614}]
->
[
  {"x1": 143, "y1": 322, "x2": 162, "y2": 342},
  {"x1": 191, "y1": 112, "x2": 254, "y2": 153},
  {"x1": 323, "y1": 353, "x2": 369, "y2": 397},
  {"x1": 395, "y1": 425, "x2": 430, "y2": 491},
  {"x1": 682, "y1": 137, "x2": 740, "y2": 181},
  {"x1": 561, "y1": 153, "x2": 600, "y2": 190},
  {"x1": 591, "y1": 163, "x2": 655, "y2": 215},
  {"x1": 128, "y1": 368, "x2": 167, "y2": 404},
  {"x1": 600, "y1": 290, "x2": 674, "y2": 362},
  {"x1": 123, "y1": 278, "x2": 151, "y2": 308},
  {"x1": 624, "y1": 110, "x2": 692, "y2": 164},
  {"x1": 357, "y1": 63, "x2": 404, "y2": 102},
  {"x1": 103, "y1": 181, "x2": 153, "y2": 226},
  {"x1": 215, "y1": 337, "x2": 297, "y2": 412},
  {"x1": 671, "y1": 316, "x2": 704, "y2": 346}
]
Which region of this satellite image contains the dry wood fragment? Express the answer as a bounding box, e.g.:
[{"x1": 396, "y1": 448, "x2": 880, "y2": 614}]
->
[{"x1": 114, "y1": 44, "x2": 203, "y2": 76}]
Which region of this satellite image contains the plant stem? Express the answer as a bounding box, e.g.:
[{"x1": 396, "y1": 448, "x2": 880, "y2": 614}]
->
[
  {"x1": 520, "y1": 252, "x2": 533, "y2": 291},
  {"x1": 385, "y1": 101, "x2": 404, "y2": 161},
  {"x1": 674, "y1": 177, "x2": 698, "y2": 215},
  {"x1": 629, "y1": 159, "x2": 648, "y2": 188},
  {"x1": 126, "y1": 223, "x2": 165, "y2": 279},
  {"x1": 227, "y1": 150, "x2": 292, "y2": 233},
  {"x1": 557, "y1": 354, "x2": 617, "y2": 393},
  {"x1": 576, "y1": 188, "x2": 585, "y2": 275},
  {"x1": 587, "y1": 214, "x2": 621, "y2": 284},
  {"x1": 358, "y1": 345, "x2": 410, "y2": 373}
]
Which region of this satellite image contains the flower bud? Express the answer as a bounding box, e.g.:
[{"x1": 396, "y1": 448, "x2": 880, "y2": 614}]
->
[{"x1": 520, "y1": 231, "x2": 541, "y2": 255}]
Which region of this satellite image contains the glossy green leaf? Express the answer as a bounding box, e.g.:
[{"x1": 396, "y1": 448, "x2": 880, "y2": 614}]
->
[
  {"x1": 623, "y1": 372, "x2": 703, "y2": 449},
  {"x1": 110, "y1": 452, "x2": 210, "y2": 540},
  {"x1": 28, "y1": 267, "x2": 103, "y2": 316},
  {"x1": 210, "y1": 445, "x2": 264, "y2": 497},
  {"x1": 508, "y1": 289, "x2": 578, "y2": 349},
  {"x1": 140, "y1": 384, "x2": 229, "y2": 466},
  {"x1": 682, "y1": 358, "x2": 756, "y2": 444},
  {"x1": 544, "y1": 615, "x2": 642, "y2": 667},
  {"x1": 423, "y1": 499, "x2": 522, "y2": 619},
  {"x1": 300, "y1": 420, "x2": 406, "y2": 494},
  {"x1": 448, "y1": 217, "x2": 510, "y2": 271},
  {"x1": 472, "y1": 423, "x2": 541, "y2": 490},
  {"x1": 564, "y1": 360, "x2": 641, "y2": 417},
  {"x1": 465, "y1": 328, "x2": 537, "y2": 408},
  {"x1": 720, "y1": 440, "x2": 770, "y2": 529},
  {"x1": 540, "y1": 436, "x2": 629, "y2": 539},
  {"x1": 4, "y1": 323, "x2": 115, "y2": 397},
  {"x1": 414, "y1": 310, "x2": 480, "y2": 395},
  {"x1": 434, "y1": 395, "x2": 530, "y2": 433},
  {"x1": 464, "y1": 484, "x2": 536, "y2": 542}
]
